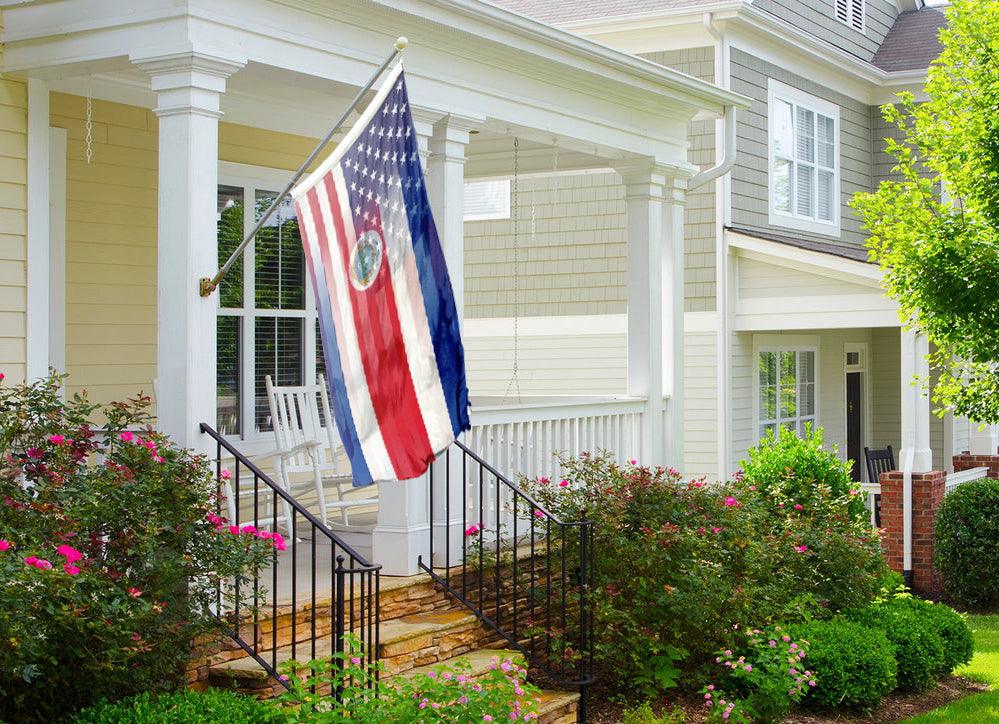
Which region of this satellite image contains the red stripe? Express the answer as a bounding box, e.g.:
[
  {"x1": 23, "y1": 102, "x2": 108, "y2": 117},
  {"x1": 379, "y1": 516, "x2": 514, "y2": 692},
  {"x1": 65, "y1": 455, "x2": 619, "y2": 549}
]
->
[{"x1": 311, "y1": 174, "x2": 433, "y2": 478}]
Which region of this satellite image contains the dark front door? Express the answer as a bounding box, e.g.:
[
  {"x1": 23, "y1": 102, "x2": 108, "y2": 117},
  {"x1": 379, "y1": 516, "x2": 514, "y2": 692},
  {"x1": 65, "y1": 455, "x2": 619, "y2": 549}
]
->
[{"x1": 847, "y1": 372, "x2": 862, "y2": 481}]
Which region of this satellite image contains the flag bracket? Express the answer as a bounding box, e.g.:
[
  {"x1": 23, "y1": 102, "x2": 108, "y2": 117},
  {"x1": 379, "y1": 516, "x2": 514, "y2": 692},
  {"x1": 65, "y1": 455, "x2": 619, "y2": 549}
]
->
[{"x1": 199, "y1": 36, "x2": 409, "y2": 298}]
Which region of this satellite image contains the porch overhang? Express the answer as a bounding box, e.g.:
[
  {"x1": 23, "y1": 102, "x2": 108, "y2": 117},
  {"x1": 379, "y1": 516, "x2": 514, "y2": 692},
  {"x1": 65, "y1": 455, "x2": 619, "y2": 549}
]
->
[
  {"x1": 726, "y1": 228, "x2": 901, "y2": 332},
  {"x1": 0, "y1": 0, "x2": 748, "y2": 168}
]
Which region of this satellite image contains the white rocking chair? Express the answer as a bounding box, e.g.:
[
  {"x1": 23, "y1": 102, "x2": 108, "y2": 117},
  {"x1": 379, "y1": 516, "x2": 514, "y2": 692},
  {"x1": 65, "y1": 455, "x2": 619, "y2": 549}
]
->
[{"x1": 265, "y1": 374, "x2": 375, "y2": 528}]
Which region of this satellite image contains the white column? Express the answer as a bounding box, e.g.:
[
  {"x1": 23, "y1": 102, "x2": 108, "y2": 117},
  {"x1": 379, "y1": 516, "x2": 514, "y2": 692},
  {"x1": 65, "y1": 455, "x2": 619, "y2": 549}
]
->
[
  {"x1": 372, "y1": 477, "x2": 430, "y2": 576},
  {"x1": 427, "y1": 114, "x2": 479, "y2": 324},
  {"x1": 132, "y1": 50, "x2": 244, "y2": 449},
  {"x1": 899, "y1": 327, "x2": 932, "y2": 581},
  {"x1": 617, "y1": 161, "x2": 687, "y2": 467},
  {"x1": 26, "y1": 79, "x2": 50, "y2": 381},
  {"x1": 969, "y1": 422, "x2": 998, "y2": 455},
  {"x1": 899, "y1": 328, "x2": 933, "y2": 471}
]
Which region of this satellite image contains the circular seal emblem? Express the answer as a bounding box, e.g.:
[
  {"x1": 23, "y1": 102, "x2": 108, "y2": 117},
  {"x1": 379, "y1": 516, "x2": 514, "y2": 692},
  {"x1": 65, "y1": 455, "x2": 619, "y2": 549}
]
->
[{"x1": 349, "y1": 229, "x2": 384, "y2": 291}]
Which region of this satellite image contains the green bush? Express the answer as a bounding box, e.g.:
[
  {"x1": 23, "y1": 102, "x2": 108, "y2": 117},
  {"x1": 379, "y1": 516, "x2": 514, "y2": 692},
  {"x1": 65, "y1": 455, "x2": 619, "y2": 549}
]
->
[
  {"x1": 73, "y1": 690, "x2": 281, "y2": 723},
  {"x1": 789, "y1": 620, "x2": 896, "y2": 711},
  {"x1": 0, "y1": 375, "x2": 275, "y2": 721},
  {"x1": 896, "y1": 597, "x2": 974, "y2": 674},
  {"x1": 741, "y1": 425, "x2": 867, "y2": 521},
  {"x1": 849, "y1": 597, "x2": 946, "y2": 691},
  {"x1": 518, "y1": 431, "x2": 887, "y2": 696},
  {"x1": 935, "y1": 479, "x2": 999, "y2": 606}
]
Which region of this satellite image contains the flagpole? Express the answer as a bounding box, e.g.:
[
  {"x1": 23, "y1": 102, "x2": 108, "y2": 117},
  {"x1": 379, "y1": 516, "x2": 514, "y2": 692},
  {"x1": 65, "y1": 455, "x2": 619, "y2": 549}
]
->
[{"x1": 200, "y1": 36, "x2": 409, "y2": 297}]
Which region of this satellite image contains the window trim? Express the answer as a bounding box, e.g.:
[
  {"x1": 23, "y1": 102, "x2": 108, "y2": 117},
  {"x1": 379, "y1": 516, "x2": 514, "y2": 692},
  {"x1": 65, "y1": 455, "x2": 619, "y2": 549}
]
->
[
  {"x1": 752, "y1": 334, "x2": 821, "y2": 442},
  {"x1": 464, "y1": 178, "x2": 511, "y2": 221},
  {"x1": 217, "y1": 161, "x2": 318, "y2": 448},
  {"x1": 834, "y1": 0, "x2": 866, "y2": 34},
  {"x1": 767, "y1": 79, "x2": 841, "y2": 237}
]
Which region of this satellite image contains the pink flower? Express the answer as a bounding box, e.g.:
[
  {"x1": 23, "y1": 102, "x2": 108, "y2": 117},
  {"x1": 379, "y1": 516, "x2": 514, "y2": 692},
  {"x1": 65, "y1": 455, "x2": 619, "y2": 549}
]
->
[
  {"x1": 29, "y1": 557, "x2": 52, "y2": 570},
  {"x1": 768, "y1": 640, "x2": 777, "y2": 648},
  {"x1": 351, "y1": 656, "x2": 361, "y2": 665},
  {"x1": 279, "y1": 674, "x2": 289, "y2": 682},
  {"x1": 724, "y1": 496, "x2": 739, "y2": 507},
  {"x1": 153, "y1": 455, "x2": 165, "y2": 463},
  {"x1": 272, "y1": 533, "x2": 287, "y2": 552},
  {"x1": 558, "y1": 479, "x2": 570, "y2": 488},
  {"x1": 220, "y1": 469, "x2": 232, "y2": 480},
  {"x1": 256, "y1": 530, "x2": 272, "y2": 540},
  {"x1": 628, "y1": 459, "x2": 637, "y2": 465},
  {"x1": 849, "y1": 489, "x2": 860, "y2": 496},
  {"x1": 0, "y1": 373, "x2": 5, "y2": 381},
  {"x1": 48, "y1": 434, "x2": 65, "y2": 445},
  {"x1": 64, "y1": 564, "x2": 81, "y2": 575},
  {"x1": 228, "y1": 525, "x2": 240, "y2": 535},
  {"x1": 708, "y1": 684, "x2": 714, "y2": 691},
  {"x1": 458, "y1": 695, "x2": 468, "y2": 704},
  {"x1": 119, "y1": 431, "x2": 134, "y2": 443},
  {"x1": 711, "y1": 527, "x2": 722, "y2": 534},
  {"x1": 240, "y1": 524, "x2": 257, "y2": 535},
  {"x1": 57, "y1": 545, "x2": 83, "y2": 563},
  {"x1": 26, "y1": 447, "x2": 42, "y2": 459},
  {"x1": 464, "y1": 523, "x2": 481, "y2": 536},
  {"x1": 704, "y1": 693, "x2": 712, "y2": 700},
  {"x1": 533, "y1": 509, "x2": 544, "y2": 519},
  {"x1": 538, "y1": 476, "x2": 550, "y2": 485},
  {"x1": 23, "y1": 556, "x2": 37, "y2": 566},
  {"x1": 809, "y1": 680, "x2": 816, "y2": 687},
  {"x1": 483, "y1": 716, "x2": 493, "y2": 722},
  {"x1": 744, "y1": 664, "x2": 752, "y2": 672},
  {"x1": 794, "y1": 504, "x2": 804, "y2": 511},
  {"x1": 0, "y1": 540, "x2": 10, "y2": 552},
  {"x1": 128, "y1": 587, "x2": 142, "y2": 598},
  {"x1": 794, "y1": 544, "x2": 808, "y2": 553}
]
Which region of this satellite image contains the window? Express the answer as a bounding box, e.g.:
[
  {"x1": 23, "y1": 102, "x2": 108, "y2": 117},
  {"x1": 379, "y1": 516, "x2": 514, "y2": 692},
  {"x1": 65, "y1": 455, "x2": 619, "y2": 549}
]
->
[
  {"x1": 768, "y1": 80, "x2": 840, "y2": 235},
  {"x1": 758, "y1": 349, "x2": 817, "y2": 439},
  {"x1": 217, "y1": 170, "x2": 316, "y2": 439},
  {"x1": 835, "y1": 0, "x2": 865, "y2": 33},
  {"x1": 464, "y1": 179, "x2": 510, "y2": 221}
]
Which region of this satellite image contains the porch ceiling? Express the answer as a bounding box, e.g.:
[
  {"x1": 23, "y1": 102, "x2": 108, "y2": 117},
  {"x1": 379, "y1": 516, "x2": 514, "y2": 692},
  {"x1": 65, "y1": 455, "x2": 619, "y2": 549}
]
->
[{"x1": 0, "y1": 0, "x2": 750, "y2": 170}]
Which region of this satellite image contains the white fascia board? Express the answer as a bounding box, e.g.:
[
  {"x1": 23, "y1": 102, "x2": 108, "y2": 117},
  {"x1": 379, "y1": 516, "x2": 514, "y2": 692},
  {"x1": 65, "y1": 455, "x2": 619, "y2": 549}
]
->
[
  {"x1": 726, "y1": 230, "x2": 884, "y2": 287},
  {"x1": 734, "y1": 309, "x2": 902, "y2": 331}
]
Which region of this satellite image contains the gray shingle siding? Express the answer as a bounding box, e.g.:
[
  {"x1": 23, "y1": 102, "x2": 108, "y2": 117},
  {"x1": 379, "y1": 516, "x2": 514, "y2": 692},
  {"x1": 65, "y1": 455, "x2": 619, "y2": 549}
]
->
[
  {"x1": 729, "y1": 47, "x2": 873, "y2": 251},
  {"x1": 751, "y1": 0, "x2": 898, "y2": 63},
  {"x1": 642, "y1": 47, "x2": 717, "y2": 313}
]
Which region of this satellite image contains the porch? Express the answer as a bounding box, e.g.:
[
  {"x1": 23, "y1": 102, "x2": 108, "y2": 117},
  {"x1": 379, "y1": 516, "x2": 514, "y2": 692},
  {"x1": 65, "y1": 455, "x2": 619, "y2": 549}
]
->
[{"x1": 3, "y1": 0, "x2": 747, "y2": 576}]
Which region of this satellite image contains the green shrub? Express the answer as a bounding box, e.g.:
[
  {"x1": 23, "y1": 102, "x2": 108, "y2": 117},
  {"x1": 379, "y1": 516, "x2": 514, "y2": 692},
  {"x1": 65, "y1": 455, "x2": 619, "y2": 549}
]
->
[
  {"x1": 620, "y1": 701, "x2": 685, "y2": 724},
  {"x1": 849, "y1": 597, "x2": 947, "y2": 691},
  {"x1": 519, "y1": 432, "x2": 887, "y2": 696},
  {"x1": 73, "y1": 690, "x2": 281, "y2": 723},
  {"x1": 935, "y1": 479, "x2": 999, "y2": 606},
  {"x1": 789, "y1": 620, "x2": 896, "y2": 711},
  {"x1": 0, "y1": 375, "x2": 275, "y2": 721},
  {"x1": 741, "y1": 425, "x2": 867, "y2": 521},
  {"x1": 896, "y1": 597, "x2": 974, "y2": 674}
]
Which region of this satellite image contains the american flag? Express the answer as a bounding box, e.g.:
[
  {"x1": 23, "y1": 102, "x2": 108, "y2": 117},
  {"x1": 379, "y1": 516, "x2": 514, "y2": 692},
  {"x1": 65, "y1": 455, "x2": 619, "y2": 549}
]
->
[{"x1": 292, "y1": 64, "x2": 470, "y2": 486}]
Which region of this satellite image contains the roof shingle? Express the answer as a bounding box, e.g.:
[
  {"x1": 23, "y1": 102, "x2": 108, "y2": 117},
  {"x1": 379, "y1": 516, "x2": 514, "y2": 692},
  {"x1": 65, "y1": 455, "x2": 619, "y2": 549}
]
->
[{"x1": 872, "y1": 7, "x2": 947, "y2": 72}]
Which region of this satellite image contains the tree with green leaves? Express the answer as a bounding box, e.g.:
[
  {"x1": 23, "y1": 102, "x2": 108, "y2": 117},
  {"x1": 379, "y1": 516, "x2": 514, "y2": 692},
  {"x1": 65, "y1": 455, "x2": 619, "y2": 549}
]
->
[{"x1": 853, "y1": 0, "x2": 999, "y2": 423}]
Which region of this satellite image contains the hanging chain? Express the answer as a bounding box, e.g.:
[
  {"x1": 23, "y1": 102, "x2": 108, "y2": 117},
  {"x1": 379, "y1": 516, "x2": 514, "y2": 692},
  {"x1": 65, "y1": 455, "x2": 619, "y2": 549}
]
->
[
  {"x1": 503, "y1": 137, "x2": 523, "y2": 403},
  {"x1": 85, "y1": 78, "x2": 94, "y2": 165}
]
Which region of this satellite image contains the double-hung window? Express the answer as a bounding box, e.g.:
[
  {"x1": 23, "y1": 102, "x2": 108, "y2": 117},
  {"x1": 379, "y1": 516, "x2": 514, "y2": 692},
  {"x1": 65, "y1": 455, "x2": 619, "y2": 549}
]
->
[
  {"x1": 768, "y1": 80, "x2": 840, "y2": 235},
  {"x1": 216, "y1": 164, "x2": 325, "y2": 440},
  {"x1": 757, "y1": 347, "x2": 817, "y2": 440}
]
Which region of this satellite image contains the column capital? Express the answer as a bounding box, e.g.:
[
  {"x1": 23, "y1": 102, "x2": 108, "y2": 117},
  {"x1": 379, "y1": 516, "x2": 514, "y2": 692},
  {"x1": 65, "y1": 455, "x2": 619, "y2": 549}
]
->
[
  {"x1": 131, "y1": 47, "x2": 245, "y2": 118},
  {"x1": 614, "y1": 158, "x2": 692, "y2": 201}
]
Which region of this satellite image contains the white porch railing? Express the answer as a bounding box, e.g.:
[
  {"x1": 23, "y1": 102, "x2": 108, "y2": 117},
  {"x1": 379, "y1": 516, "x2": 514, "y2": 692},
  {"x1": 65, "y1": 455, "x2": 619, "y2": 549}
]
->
[
  {"x1": 467, "y1": 396, "x2": 646, "y2": 483},
  {"x1": 945, "y1": 466, "x2": 989, "y2": 494}
]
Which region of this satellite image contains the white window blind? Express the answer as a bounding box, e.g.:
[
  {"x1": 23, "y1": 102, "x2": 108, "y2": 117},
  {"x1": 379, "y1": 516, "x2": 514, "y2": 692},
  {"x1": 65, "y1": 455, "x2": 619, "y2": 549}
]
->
[
  {"x1": 770, "y1": 83, "x2": 839, "y2": 232},
  {"x1": 464, "y1": 179, "x2": 511, "y2": 221},
  {"x1": 835, "y1": 0, "x2": 865, "y2": 32},
  {"x1": 216, "y1": 182, "x2": 314, "y2": 438},
  {"x1": 758, "y1": 349, "x2": 817, "y2": 440}
]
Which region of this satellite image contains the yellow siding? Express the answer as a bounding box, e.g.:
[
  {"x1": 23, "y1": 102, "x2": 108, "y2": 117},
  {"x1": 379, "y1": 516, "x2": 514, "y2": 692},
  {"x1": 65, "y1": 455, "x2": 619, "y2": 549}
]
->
[
  {"x1": 0, "y1": 75, "x2": 26, "y2": 383},
  {"x1": 51, "y1": 92, "x2": 319, "y2": 407}
]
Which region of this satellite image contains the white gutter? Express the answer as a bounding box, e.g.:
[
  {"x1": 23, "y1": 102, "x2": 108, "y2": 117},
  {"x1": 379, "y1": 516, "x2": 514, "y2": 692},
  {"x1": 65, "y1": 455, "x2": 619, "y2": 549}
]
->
[{"x1": 689, "y1": 103, "x2": 736, "y2": 189}]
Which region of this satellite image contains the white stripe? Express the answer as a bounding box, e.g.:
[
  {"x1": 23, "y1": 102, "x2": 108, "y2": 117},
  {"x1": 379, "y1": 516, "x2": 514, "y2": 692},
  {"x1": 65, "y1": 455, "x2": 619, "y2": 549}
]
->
[
  {"x1": 299, "y1": 184, "x2": 395, "y2": 480},
  {"x1": 379, "y1": 179, "x2": 455, "y2": 453}
]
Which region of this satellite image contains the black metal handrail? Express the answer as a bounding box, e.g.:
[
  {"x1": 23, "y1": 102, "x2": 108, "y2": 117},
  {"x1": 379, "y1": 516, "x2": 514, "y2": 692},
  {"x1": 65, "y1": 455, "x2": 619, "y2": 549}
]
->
[
  {"x1": 418, "y1": 440, "x2": 594, "y2": 720},
  {"x1": 200, "y1": 423, "x2": 381, "y2": 693}
]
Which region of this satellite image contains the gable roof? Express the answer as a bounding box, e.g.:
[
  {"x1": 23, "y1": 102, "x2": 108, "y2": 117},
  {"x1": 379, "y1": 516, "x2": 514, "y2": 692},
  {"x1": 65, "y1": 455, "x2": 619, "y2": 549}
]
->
[
  {"x1": 487, "y1": 0, "x2": 721, "y2": 26},
  {"x1": 872, "y1": 7, "x2": 948, "y2": 71}
]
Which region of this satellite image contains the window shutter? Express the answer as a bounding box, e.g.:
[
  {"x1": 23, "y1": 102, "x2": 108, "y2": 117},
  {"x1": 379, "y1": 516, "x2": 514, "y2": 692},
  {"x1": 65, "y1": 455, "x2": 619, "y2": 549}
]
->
[
  {"x1": 835, "y1": 0, "x2": 849, "y2": 23},
  {"x1": 850, "y1": 0, "x2": 864, "y2": 30}
]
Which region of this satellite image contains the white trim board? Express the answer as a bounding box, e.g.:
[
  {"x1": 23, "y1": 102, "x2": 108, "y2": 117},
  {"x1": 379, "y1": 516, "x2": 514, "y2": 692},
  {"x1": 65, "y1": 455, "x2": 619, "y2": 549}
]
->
[
  {"x1": 26, "y1": 79, "x2": 50, "y2": 380},
  {"x1": 726, "y1": 229, "x2": 883, "y2": 286},
  {"x1": 48, "y1": 126, "x2": 67, "y2": 377}
]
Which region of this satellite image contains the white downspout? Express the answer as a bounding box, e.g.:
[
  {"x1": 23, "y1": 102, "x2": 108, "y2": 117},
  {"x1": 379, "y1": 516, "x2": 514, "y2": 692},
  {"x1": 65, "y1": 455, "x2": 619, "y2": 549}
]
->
[{"x1": 689, "y1": 102, "x2": 737, "y2": 190}]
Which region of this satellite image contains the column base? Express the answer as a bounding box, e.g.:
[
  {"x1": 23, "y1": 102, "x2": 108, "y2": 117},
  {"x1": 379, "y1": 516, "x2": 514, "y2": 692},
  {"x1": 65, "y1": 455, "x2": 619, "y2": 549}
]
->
[{"x1": 371, "y1": 523, "x2": 430, "y2": 577}]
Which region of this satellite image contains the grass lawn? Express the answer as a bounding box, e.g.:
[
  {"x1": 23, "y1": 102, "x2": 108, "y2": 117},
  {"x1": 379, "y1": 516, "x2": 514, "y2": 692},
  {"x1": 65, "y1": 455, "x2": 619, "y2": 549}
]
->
[{"x1": 904, "y1": 614, "x2": 999, "y2": 722}]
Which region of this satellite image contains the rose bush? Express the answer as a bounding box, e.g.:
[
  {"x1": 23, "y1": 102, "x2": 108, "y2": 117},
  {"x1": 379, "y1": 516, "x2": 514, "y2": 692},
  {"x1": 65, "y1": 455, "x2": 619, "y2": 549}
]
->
[
  {"x1": 0, "y1": 374, "x2": 275, "y2": 721},
  {"x1": 520, "y1": 431, "x2": 887, "y2": 696}
]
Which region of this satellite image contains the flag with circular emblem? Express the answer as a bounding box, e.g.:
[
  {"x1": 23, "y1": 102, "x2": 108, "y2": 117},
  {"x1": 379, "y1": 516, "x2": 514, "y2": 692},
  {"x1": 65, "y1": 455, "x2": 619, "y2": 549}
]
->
[{"x1": 292, "y1": 63, "x2": 470, "y2": 486}]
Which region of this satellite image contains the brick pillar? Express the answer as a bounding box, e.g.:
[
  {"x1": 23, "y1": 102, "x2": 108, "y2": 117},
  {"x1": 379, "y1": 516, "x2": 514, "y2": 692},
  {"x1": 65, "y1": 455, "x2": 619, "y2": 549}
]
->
[
  {"x1": 879, "y1": 470, "x2": 946, "y2": 594},
  {"x1": 952, "y1": 453, "x2": 999, "y2": 479}
]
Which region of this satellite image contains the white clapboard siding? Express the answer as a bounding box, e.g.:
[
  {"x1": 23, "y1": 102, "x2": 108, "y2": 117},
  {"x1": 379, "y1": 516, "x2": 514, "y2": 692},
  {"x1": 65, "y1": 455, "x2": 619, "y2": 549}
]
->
[{"x1": 684, "y1": 330, "x2": 719, "y2": 479}]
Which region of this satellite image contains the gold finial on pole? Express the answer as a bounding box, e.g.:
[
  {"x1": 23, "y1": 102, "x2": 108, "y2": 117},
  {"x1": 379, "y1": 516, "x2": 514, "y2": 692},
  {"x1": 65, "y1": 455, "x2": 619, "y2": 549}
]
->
[{"x1": 395, "y1": 36, "x2": 409, "y2": 51}]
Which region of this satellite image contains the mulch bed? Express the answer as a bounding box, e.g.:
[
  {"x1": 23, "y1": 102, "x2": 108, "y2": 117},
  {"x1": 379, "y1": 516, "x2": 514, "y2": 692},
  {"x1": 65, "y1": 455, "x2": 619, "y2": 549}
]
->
[{"x1": 587, "y1": 676, "x2": 988, "y2": 723}]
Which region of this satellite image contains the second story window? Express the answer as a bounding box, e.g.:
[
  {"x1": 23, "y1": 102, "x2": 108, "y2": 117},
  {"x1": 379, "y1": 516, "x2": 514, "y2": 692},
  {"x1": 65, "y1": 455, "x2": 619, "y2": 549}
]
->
[
  {"x1": 835, "y1": 0, "x2": 865, "y2": 33},
  {"x1": 768, "y1": 80, "x2": 840, "y2": 236}
]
